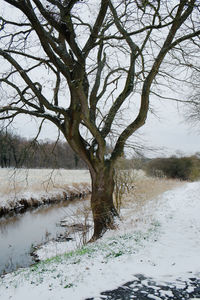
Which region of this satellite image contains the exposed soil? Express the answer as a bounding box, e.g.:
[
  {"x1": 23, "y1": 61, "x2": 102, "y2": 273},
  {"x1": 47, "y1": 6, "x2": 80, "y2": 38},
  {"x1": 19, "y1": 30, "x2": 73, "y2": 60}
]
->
[{"x1": 86, "y1": 273, "x2": 200, "y2": 300}]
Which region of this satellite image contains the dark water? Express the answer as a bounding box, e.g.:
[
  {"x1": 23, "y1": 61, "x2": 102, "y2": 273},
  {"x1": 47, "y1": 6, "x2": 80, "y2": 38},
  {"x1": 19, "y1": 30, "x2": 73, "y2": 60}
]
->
[
  {"x1": 0, "y1": 198, "x2": 87, "y2": 275},
  {"x1": 85, "y1": 273, "x2": 200, "y2": 300}
]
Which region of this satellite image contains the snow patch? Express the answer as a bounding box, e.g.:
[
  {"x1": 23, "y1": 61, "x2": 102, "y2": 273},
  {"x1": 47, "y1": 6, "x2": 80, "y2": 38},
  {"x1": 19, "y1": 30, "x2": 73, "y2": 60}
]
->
[{"x1": 1, "y1": 181, "x2": 200, "y2": 299}]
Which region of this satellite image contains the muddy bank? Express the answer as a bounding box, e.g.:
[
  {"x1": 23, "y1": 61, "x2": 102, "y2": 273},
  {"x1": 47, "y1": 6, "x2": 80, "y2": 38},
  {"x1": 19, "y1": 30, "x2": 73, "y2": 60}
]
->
[{"x1": 0, "y1": 184, "x2": 91, "y2": 218}]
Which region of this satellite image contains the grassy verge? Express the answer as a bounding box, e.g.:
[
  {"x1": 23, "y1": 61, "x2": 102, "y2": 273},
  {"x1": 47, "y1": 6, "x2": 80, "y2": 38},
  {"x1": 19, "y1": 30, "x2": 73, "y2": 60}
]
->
[{"x1": 122, "y1": 177, "x2": 183, "y2": 211}]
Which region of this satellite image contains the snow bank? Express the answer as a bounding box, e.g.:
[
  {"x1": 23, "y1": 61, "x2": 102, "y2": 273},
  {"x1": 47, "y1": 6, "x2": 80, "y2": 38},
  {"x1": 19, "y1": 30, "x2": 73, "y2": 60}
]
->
[{"x1": 0, "y1": 169, "x2": 91, "y2": 217}]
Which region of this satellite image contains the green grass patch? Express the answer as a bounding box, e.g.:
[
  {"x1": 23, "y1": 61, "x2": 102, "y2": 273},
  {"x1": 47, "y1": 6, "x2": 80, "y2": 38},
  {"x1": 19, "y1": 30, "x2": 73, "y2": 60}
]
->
[
  {"x1": 0, "y1": 218, "x2": 162, "y2": 293},
  {"x1": 64, "y1": 283, "x2": 73, "y2": 288}
]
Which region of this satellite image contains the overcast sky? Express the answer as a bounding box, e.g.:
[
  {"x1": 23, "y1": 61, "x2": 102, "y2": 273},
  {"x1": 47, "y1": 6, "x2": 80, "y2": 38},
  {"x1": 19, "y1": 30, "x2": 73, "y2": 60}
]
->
[
  {"x1": 1, "y1": 1, "x2": 199, "y2": 159},
  {"x1": 141, "y1": 102, "x2": 200, "y2": 157},
  {"x1": 9, "y1": 98, "x2": 199, "y2": 158}
]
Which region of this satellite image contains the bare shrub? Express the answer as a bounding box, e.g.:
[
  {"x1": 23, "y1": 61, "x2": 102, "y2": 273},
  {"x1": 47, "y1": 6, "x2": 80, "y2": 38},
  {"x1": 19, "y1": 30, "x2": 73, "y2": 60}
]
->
[
  {"x1": 114, "y1": 169, "x2": 135, "y2": 213},
  {"x1": 145, "y1": 156, "x2": 200, "y2": 181},
  {"x1": 60, "y1": 202, "x2": 92, "y2": 247}
]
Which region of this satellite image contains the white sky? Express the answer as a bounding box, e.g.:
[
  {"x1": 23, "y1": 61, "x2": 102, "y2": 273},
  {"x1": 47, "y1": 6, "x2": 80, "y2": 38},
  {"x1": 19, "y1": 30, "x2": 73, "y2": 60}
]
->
[
  {"x1": 9, "y1": 98, "x2": 200, "y2": 158},
  {"x1": 141, "y1": 102, "x2": 200, "y2": 157}
]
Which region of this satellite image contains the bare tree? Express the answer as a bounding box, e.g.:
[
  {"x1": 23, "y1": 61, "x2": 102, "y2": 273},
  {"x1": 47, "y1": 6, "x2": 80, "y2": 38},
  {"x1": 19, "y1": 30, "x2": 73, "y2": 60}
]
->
[
  {"x1": 0, "y1": 0, "x2": 200, "y2": 240},
  {"x1": 185, "y1": 69, "x2": 200, "y2": 127}
]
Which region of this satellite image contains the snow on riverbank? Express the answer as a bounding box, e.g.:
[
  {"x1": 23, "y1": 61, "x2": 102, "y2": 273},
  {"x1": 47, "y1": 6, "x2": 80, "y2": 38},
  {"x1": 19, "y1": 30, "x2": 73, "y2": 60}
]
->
[
  {"x1": 1, "y1": 181, "x2": 200, "y2": 300},
  {"x1": 0, "y1": 169, "x2": 91, "y2": 216}
]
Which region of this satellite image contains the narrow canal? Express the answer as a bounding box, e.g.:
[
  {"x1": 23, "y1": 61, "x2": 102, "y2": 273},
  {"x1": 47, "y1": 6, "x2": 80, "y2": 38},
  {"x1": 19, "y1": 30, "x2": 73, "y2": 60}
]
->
[{"x1": 0, "y1": 197, "x2": 89, "y2": 275}]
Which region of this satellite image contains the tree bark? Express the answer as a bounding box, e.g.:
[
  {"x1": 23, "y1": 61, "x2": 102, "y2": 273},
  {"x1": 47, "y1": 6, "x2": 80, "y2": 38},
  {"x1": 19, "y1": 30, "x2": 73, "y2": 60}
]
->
[{"x1": 89, "y1": 164, "x2": 119, "y2": 241}]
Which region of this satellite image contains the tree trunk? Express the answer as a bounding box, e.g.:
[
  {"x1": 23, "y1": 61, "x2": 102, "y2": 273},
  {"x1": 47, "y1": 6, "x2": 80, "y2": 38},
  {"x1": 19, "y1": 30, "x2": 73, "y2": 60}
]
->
[{"x1": 89, "y1": 164, "x2": 119, "y2": 241}]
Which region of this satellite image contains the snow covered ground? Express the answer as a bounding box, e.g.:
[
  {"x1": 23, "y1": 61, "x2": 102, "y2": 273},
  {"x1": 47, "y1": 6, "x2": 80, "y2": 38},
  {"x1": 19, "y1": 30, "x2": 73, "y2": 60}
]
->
[
  {"x1": 1, "y1": 181, "x2": 200, "y2": 300},
  {"x1": 0, "y1": 169, "x2": 91, "y2": 213}
]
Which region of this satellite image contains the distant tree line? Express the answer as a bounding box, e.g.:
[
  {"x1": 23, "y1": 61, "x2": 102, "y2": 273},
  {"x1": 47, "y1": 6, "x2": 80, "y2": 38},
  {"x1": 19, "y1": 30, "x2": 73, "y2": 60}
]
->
[
  {"x1": 1, "y1": 129, "x2": 199, "y2": 180},
  {"x1": 0, "y1": 130, "x2": 86, "y2": 169},
  {"x1": 145, "y1": 155, "x2": 200, "y2": 181}
]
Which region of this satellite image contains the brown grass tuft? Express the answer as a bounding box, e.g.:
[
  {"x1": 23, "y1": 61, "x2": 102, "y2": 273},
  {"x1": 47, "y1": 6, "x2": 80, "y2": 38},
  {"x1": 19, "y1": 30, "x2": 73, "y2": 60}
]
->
[{"x1": 121, "y1": 176, "x2": 184, "y2": 213}]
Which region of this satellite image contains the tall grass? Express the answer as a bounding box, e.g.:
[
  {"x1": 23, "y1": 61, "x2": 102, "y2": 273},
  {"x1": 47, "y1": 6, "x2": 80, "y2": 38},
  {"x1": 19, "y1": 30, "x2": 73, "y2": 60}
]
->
[
  {"x1": 119, "y1": 176, "x2": 184, "y2": 232},
  {"x1": 0, "y1": 168, "x2": 91, "y2": 196}
]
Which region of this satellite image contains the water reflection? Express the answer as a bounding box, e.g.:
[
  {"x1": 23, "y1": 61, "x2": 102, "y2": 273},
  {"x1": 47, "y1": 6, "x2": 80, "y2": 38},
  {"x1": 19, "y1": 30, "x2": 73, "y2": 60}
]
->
[{"x1": 0, "y1": 197, "x2": 89, "y2": 275}]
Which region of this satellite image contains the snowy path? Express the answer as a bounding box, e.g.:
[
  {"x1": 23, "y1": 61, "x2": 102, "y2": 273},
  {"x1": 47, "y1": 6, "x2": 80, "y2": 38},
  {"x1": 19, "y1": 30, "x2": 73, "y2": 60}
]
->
[
  {"x1": 0, "y1": 181, "x2": 200, "y2": 300},
  {"x1": 131, "y1": 181, "x2": 200, "y2": 278},
  {"x1": 87, "y1": 181, "x2": 200, "y2": 299}
]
